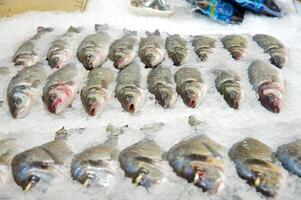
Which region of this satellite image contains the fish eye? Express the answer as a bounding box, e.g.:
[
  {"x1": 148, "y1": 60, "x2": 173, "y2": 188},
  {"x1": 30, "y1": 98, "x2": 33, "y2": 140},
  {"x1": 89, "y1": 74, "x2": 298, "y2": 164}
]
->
[
  {"x1": 13, "y1": 97, "x2": 22, "y2": 105},
  {"x1": 139, "y1": 168, "x2": 149, "y2": 175}
]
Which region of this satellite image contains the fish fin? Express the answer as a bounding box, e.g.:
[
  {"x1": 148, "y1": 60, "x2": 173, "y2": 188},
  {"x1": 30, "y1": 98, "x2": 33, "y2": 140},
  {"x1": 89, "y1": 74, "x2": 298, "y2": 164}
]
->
[
  {"x1": 95, "y1": 24, "x2": 109, "y2": 32},
  {"x1": 146, "y1": 30, "x2": 160, "y2": 36},
  {"x1": 54, "y1": 127, "x2": 69, "y2": 140},
  {"x1": 106, "y1": 124, "x2": 128, "y2": 137},
  {"x1": 67, "y1": 26, "x2": 83, "y2": 33},
  {"x1": 37, "y1": 26, "x2": 54, "y2": 34},
  {"x1": 123, "y1": 29, "x2": 138, "y2": 36}
]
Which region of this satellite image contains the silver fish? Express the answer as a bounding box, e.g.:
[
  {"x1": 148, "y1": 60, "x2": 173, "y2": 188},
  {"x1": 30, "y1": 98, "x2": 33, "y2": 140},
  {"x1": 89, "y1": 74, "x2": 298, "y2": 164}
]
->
[
  {"x1": 138, "y1": 30, "x2": 165, "y2": 68},
  {"x1": 166, "y1": 34, "x2": 188, "y2": 66},
  {"x1": 77, "y1": 24, "x2": 112, "y2": 70},
  {"x1": 167, "y1": 135, "x2": 226, "y2": 194},
  {"x1": 115, "y1": 63, "x2": 144, "y2": 113},
  {"x1": 81, "y1": 67, "x2": 114, "y2": 116},
  {"x1": 11, "y1": 128, "x2": 73, "y2": 191},
  {"x1": 229, "y1": 138, "x2": 283, "y2": 197},
  {"x1": 253, "y1": 34, "x2": 287, "y2": 69},
  {"x1": 7, "y1": 64, "x2": 48, "y2": 118},
  {"x1": 191, "y1": 35, "x2": 216, "y2": 61},
  {"x1": 276, "y1": 139, "x2": 301, "y2": 177},
  {"x1": 221, "y1": 34, "x2": 248, "y2": 60},
  {"x1": 248, "y1": 60, "x2": 286, "y2": 113},
  {"x1": 47, "y1": 26, "x2": 82, "y2": 69},
  {"x1": 147, "y1": 66, "x2": 177, "y2": 108},
  {"x1": 109, "y1": 30, "x2": 139, "y2": 70},
  {"x1": 13, "y1": 26, "x2": 53, "y2": 67},
  {"x1": 175, "y1": 67, "x2": 207, "y2": 108},
  {"x1": 43, "y1": 63, "x2": 84, "y2": 114}
]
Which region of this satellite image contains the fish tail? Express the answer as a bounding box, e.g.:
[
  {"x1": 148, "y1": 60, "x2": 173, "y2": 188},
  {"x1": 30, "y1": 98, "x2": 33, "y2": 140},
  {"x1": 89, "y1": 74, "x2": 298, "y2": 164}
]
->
[
  {"x1": 95, "y1": 24, "x2": 109, "y2": 32},
  {"x1": 123, "y1": 29, "x2": 137, "y2": 36},
  {"x1": 146, "y1": 30, "x2": 160, "y2": 36},
  {"x1": 37, "y1": 26, "x2": 54, "y2": 34},
  {"x1": 67, "y1": 26, "x2": 83, "y2": 33}
]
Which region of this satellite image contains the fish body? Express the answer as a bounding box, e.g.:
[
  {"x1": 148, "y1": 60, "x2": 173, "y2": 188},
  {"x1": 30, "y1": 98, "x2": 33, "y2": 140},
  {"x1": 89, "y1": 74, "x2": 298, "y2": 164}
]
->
[
  {"x1": 175, "y1": 67, "x2": 206, "y2": 108},
  {"x1": 221, "y1": 34, "x2": 248, "y2": 60},
  {"x1": 214, "y1": 69, "x2": 242, "y2": 109},
  {"x1": 81, "y1": 67, "x2": 114, "y2": 116},
  {"x1": 78, "y1": 24, "x2": 112, "y2": 70},
  {"x1": 248, "y1": 60, "x2": 286, "y2": 113},
  {"x1": 47, "y1": 26, "x2": 81, "y2": 69},
  {"x1": 229, "y1": 138, "x2": 283, "y2": 197},
  {"x1": 166, "y1": 34, "x2": 188, "y2": 66},
  {"x1": 119, "y1": 139, "x2": 165, "y2": 189},
  {"x1": 191, "y1": 35, "x2": 216, "y2": 61},
  {"x1": 43, "y1": 63, "x2": 84, "y2": 114},
  {"x1": 138, "y1": 30, "x2": 165, "y2": 68},
  {"x1": 115, "y1": 63, "x2": 144, "y2": 113},
  {"x1": 276, "y1": 139, "x2": 301, "y2": 177},
  {"x1": 253, "y1": 34, "x2": 287, "y2": 69},
  {"x1": 109, "y1": 30, "x2": 139, "y2": 70},
  {"x1": 167, "y1": 135, "x2": 226, "y2": 194},
  {"x1": 147, "y1": 66, "x2": 177, "y2": 108},
  {"x1": 13, "y1": 27, "x2": 53, "y2": 67},
  {"x1": 7, "y1": 64, "x2": 48, "y2": 118}
]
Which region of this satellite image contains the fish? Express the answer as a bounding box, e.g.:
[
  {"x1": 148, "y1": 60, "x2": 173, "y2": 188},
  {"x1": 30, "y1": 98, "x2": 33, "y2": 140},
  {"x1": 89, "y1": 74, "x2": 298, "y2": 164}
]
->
[
  {"x1": 167, "y1": 135, "x2": 226, "y2": 194},
  {"x1": 138, "y1": 30, "x2": 165, "y2": 68},
  {"x1": 12, "y1": 26, "x2": 53, "y2": 67},
  {"x1": 253, "y1": 34, "x2": 287, "y2": 69},
  {"x1": 221, "y1": 34, "x2": 248, "y2": 60},
  {"x1": 276, "y1": 139, "x2": 301, "y2": 177},
  {"x1": 11, "y1": 128, "x2": 73, "y2": 191},
  {"x1": 228, "y1": 138, "x2": 283, "y2": 197},
  {"x1": 47, "y1": 26, "x2": 82, "y2": 69},
  {"x1": 78, "y1": 24, "x2": 112, "y2": 70},
  {"x1": 0, "y1": 138, "x2": 24, "y2": 186},
  {"x1": 119, "y1": 139, "x2": 166, "y2": 189},
  {"x1": 7, "y1": 63, "x2": 48, "y2": 118},
  {"x1": 214, "y1": 69, "x2": 242, "y2": 109},
  {"x1": 174, "y1": 67, "x2": 207, "y2": 108},
  {"x1": 248, "y1": 60, "x2": 286, "y2": 113},
  {"x1": 70, "y1": 131, "x2": 120, "y2": 188},
  {"x1": 147, "y1": 66, "x2": 177, "y2": 108},
  {"x1": 166, "y1": 34, "x2": 188, "y2": 66},
  {"x1": 109, "y1": 29, "x2": 139, "y2": 70},
  {"x1": 115, "y1": 63, "x2": 144, "y2": 113},
  {"x1": 191, "y1": 35, "x2": 216, "y2": 61},
  {"x1": 43, "y1": 63, "x2": 84, "y2": 114},
  {"x1": 81, "y1": 67, "x2": 114, "y2": 116}
]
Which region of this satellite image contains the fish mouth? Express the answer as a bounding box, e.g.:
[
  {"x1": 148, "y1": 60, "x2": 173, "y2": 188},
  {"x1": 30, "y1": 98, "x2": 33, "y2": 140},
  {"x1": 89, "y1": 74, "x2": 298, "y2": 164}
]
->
[
  {"x1": 83, "y1": 55, "x2": 96, "y2": 70},
  {"x1": 49, "y1": 98, "x2": 63, "y2": 113},
  {"x1": 127, "y1": 104, "x2": 135, "y2": 113},
  {"x1": 258, "y1": 82, "x2": 282, "y2": 113},
  {"x1": 23, "y1": 175, "x2": 40, "y2": 191},
  {"x1": 270, "y1": 54, "x2": 285, "y2": 69},
  {"x1": 87, "y1": 103, "x2": 100, "y2": 116}
]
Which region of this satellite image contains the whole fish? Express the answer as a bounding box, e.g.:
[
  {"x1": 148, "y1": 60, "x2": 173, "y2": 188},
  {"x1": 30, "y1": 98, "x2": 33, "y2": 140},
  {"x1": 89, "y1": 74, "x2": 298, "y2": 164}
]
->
[
  {"x1": 248, "y1": 60, "x2": 286, "y2": 113},
  {"x1": 71, "y1": 134, "x2": 119, "y2": 188},
  {"x1": 0, "y1": 138, "x2": 24, "y2": 186},
  {"x1": 109, "y1": 30, "x2": 139, "y2": 70},
  {"x1": 214, "y1": 69, "x2": 242, "y2": 109},
  {"x1": 147, "y1": 66, "x2": 177, "y2": 108},
  {"x1": 191, "y1": 35, "x2": 216, "y2": 61},
  {"x1": 276, "y1": 139, "x2": 301, "y2": 177},
  {"x1": 221, "y1": 34, "x2": 248, "y2": 60},
  {"x1": 115, "y1": 63, "x2": 144, "y2": 113},
  {"x1": 81, "y1": 67, "x2": 114, "y2": 116},
  {"x1": 167, "y1": 135, "x2": 226, "y2": 194},
  {"x1": 166, "y1": 34, "x2": 188, "y2": 66},
  {"x1": 13, "y1": 26, "x2": 53, "y2": 67},
  {"x1": 253, "y1": 34, "x2": 287, "y2": 69},
  {"x1": 11, "y1": 128, "x2": 73, "y2": 191},
  {"x1": 229, "y1": 138, "x2": 283, "y2": 197},
  {"x1": 175, "y1": 67, "x2": 207, "y2": 108},
  {"x1": 7, "y1": 64, "x2": 48, "y2": 118},
  {"x1": 119, "y1": 139, "x2": 166, "y2": 189},
  {"x1": 43, "y1": 63, "x2": 84, "y2": 114},
  {"x1": 138, "y1": 30, "x2": 165, "y2": 68},
  {"x1": 47, "y1": 26, "x2": 82, "y2": 69},
  {"x1": 77, "y1": 24, "x2": 112, "y2": 70}
]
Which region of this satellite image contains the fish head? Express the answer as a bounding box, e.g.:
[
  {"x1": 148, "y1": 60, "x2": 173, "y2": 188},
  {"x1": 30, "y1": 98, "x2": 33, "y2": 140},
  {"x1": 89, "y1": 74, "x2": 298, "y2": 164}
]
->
[
  {"x1": 170, "y1": 48, "x2": 188, "y2": 66},
  {"x1": 155, "y1": 84, "x2": 177, "y2": 109},
  {"x1": 180, "y1": 80, "x2": 205, "y2": 108},
  {"x1": 117, "y1": 86, "x2": 144, "y2": 113},
  {"x1": 45, "y1": 84, "x2": 73, "y2": 114},
  {"x1": 81, "y1": 48, "x2": 104, "y2": 70},
  {"x1": 133, "y1": 164, "x2": 163, "y2": 189},
  {"x1": 84, "y1": 88, "x2": 109, "y2": 116},
  {"x1": 113, "y1": 47, "x2": 135, "y2": 69},
  {"x1": 14, "y1": 54, "x2": 38, "y2": 67},
  {"x1": 258, "y1": 81, "x2": 283, "y2": 113},
  {"x1": 221, "y1": 80, "x2": 241, "y2": 109},
  {"x1": 8, "y1": 85, "x2": 35, "y2": 118},
  {"x1": 48, "y1": 49, "x2": 70, "y2": 69},
  {"x1": 142, "y1": 47, "x2": 164, "y2": 68}
]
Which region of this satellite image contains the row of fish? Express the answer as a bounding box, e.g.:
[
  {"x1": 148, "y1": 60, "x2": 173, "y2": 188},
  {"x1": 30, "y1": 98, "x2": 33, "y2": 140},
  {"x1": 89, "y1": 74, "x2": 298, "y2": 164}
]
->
[
  {"x1": 0, "y1": 126, "x2": 300, "y2": 197},
  {"x1": 6, "y1": 58, "x2": 286, "y2": 119},
  {"x1": 12, "y1": 25, "x2": 288, "y2": 70}
]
